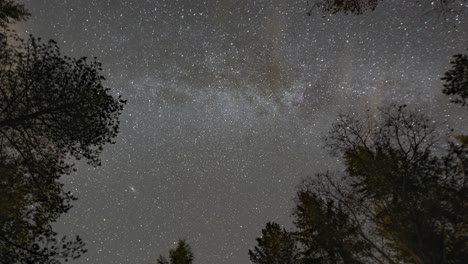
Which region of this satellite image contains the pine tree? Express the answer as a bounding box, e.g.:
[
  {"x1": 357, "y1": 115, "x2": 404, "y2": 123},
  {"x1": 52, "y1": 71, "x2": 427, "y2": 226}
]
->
[
  {"x1": 442, "y1": 52, "x2": 468, "y2": 106},
  {"x1": 249, "y1": 222, "x2": 299, "y2": 264},
  {"x1": 157, "y1": 240, "x2": 194, "y2": 264}
]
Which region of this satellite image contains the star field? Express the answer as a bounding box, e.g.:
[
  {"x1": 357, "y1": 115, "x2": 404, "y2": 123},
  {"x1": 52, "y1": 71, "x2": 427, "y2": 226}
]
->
[{"x1": 18, "y1": 0, "x2": 468, "y2": 263}]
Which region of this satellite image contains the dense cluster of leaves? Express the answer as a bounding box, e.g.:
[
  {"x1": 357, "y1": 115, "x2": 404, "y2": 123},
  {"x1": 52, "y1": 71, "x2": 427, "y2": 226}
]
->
[
  {"x1": 0, "y1": 36, "x2": 126, "y2": 173},
  {"x1": 0, "y1": 1, "x2": 125, "y2": 263},
  {"x1": 157, "y1": 240, "x2": 194, "y2": 264}
]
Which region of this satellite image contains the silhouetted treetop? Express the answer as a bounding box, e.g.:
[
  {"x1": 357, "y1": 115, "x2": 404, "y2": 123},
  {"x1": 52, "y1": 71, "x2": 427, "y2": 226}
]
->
[
  {"x1": 293, "y1": 184, "x2": 371, "y2": 264},
  {"x1": 0, "y1": 0, "x2": 29, "y2": 29},
  {"x1": 0, "y1": 2, "x2": 125, "y2": 263},
  {"x1": 442, "y1": 52, "x2": 468, "y2": 106},
  {"x1": 307, "y1": 0, "x2": 468, "y2": 17},
  {"x1": 157, "y1": 240, "x2": 194, "y2": 264},
  {"x1": 249, "y1": 222, "x2": 299, "y2": 264},
  {"x1": 251, "y1": 105, "x2": 468, "y2": 264},
  {"x1": 308, "y1": 0, "x2": 380, "y2": 15},
  {"x1": 0, "y1": 37, "x2": 126, "y2": 176},
  {"x1": 323, "y1": 105, "x2": 468, "y2": 263},
  {"x1": 169, "y1": 240, "x2": 194, "y2": 264}
]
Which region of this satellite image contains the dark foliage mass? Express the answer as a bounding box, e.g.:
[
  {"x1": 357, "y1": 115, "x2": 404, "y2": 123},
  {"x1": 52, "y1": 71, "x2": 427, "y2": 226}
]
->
[
  {"x1": 0, "y1": 0, "x2": 29, "y2": 28},
  {"x1": 250, "y1": 105, "x2": 468, "y2": 264},
  {"x1": 0, "y1": 36, "x2": 126, "y2": 173},
  {"x1": 308, "y1": 0, "x2": 380, "y2": 15},
  {"x1": 0, "y1": 1, "x2": 125, "y2": 263},
  {"x1": 442, "y1": 53, "x2": 468, "y2": 106},
  {"x1": 308, "y1": 0, "x2": 468, "y2": 16},
  {"x1": 2, "y1": 0, "x2": 467, "y2": 263},
  {"x1": 248, "y1": 5, "x2": 468, "y2": 258},
  {"x1": 0, "y1": 159, "x2": 86, "y2": 264},
  {"x1": 248, "y1": 222, "x2": 298, "y2": 264},
  {"x1": 323, "y1": 106, "x2": 467, "y2": 263},
  {"x1": 157, "y1": 240, "x2": 194, "y2": 264},
  {"x1": 293, "y1": 189, "x2": 369, "y2": 263}
]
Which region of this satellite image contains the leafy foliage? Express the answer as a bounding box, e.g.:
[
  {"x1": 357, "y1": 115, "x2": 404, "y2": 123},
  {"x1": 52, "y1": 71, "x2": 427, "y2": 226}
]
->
[
  {"x1": 251, "y1": 105, "x2": 468, "y2": 264},
  {"x1": 0, "y1": 36, "x2": 126, "y2": 174},
  {"x1": 0, "y1": 0, "x2": 29, "y2": 29},
  {"x1": 0, "y1": 3, "x2": 125, "y2": 263},
  {"x1": 292, "y1": 187, "x2": 369, "y2": 263},
  {"x1": 442, "y1": 53, "x2": 468, "y2": 105},
  {"x1": 308, "y1": 0, "x2": 380, "y2": 15},
  {"x1": 0, "y1": 158, "x2": 86, "y2": 263},
  {"x1": 307, "y1": 0, "x2": 468, "y2": 18},
  {"x1": 249, "y1": 222, "x2": 299, "y2": 264},
  {"x1": 322, "y1": 105, "x2": 468, "y2": 263}
]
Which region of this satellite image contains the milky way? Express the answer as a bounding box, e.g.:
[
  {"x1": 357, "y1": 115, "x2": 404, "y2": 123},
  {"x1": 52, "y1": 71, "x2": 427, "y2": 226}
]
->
[{"x1": 18, "y1": 0, "x2": 468, "y2": 263}]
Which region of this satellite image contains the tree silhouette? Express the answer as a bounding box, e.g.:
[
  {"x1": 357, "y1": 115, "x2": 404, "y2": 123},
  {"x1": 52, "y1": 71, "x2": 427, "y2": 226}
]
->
[
  {"x1": 292, "y1": 188, "x2": 370, "y2": 263},
  {"x1": 249, "y1": 222, "x2": 299, "y2": 264},
  {"x1": 157, "y1": 240, "x2": 194, "y2": 264},
  {"x1": 0, "y1": 0, "x2": 28, "y2": 65},
  {"x1": 0, "y1": 158, "x2": 86, "y2": 264},
  {"x1": 0, "y1": 0, "x2": 29, "y2": 29},
  {"x1": 320, "y1": 105, "x2": 468, "y2": 263},
  {"x1": 307, "y1": 0, "x2": 468, "y2": 17},
  {"x1": 442, "y1": 52, "x2": 468, "y2": 106},
  {"x1": 0, "y1": 2, "x2": 125, "y2": 263},
  {"x1": 307, "y1": 0, "x2": 380, "y2": 15},
  {"x1": 0, "y1": 36, "x2": 125, "y2": 175},
  {"x1": 252, "y1": 105, "x2": 468, "y2": 263}
]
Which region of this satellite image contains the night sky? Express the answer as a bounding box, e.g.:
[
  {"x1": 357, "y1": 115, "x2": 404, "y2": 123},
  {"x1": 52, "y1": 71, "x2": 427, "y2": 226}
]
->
[{"x1": 17, "y1": 0, "x2": 468, "y2": 263}]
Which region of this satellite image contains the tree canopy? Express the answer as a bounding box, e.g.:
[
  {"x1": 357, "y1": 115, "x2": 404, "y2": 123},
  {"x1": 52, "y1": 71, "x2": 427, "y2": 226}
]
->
[
  {"x1": 249, "y1": 222, "x2": 299, "y2": 264},
  {"x1": 321, "y1": 105, "x2": 467, "y2": 263},
  {"x1": 0, "y1": 36, "x2": 125, "y2": 174},
  {"x1": 442, "y1": 52, "x2": 468, "y2": 106},
  {"x1": 293, "y1": 188, "x2": 369, "y2": 263},
  {"x1": 0, "y1": 1, "x2": 125, "y2": 263},
  {"x1": 308, "y1": 0, "x2": 380, "y2": 15},
  {"x1": 0, "y1": 0, "x2": 29, "y2": 29},
  {"x1": 157, "y1": 240, "x2": 194, "y2": 264},
  {"x1": 250, "y1": 105, "x2": 468, "y2": 264},
  {"x1": 307, "y1": 0, "x2": 468, "y2": 16},
  {"x1": 0, "y1": 158, "x2": 87, "y2": 264}
]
